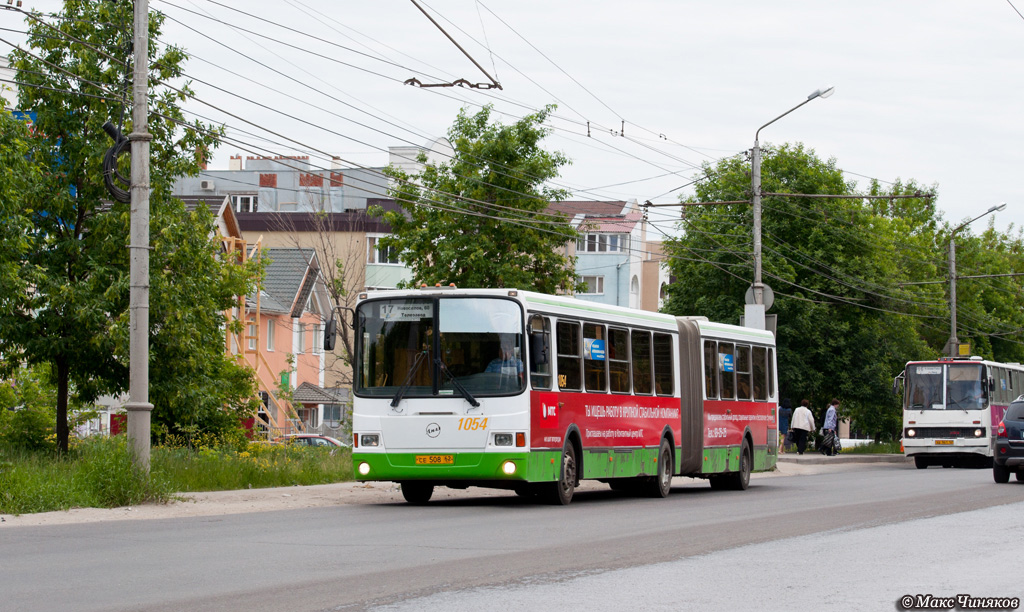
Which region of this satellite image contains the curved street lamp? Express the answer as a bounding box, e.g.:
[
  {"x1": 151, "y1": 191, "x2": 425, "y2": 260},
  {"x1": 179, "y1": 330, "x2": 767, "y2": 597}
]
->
[
  {"x1": 947, "y1": 203, "x2": 1007, "y2": 356},
  {"x1": 748, "y1": 86, "x2": 834, "y2": 329}
]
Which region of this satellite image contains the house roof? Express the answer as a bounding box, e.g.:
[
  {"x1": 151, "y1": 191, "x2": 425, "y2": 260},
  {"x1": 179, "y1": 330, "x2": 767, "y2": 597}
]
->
[
  {"x1": 546, "y1": 200, "x2": 631, "y2": 219},
  {"x1": 262, "y1": 248, "x2": 321, "y2": 318},
  {"x1": 292, "y1": 382, "x2": 349, "y2": 404},
  {"x1": 177, "y1": 194, "x2": 241, "y2": 239}
]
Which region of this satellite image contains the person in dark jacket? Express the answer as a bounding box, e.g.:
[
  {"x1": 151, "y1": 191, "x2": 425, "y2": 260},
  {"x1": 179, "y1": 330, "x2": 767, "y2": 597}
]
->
[{"x1": 778, "y1": 398, "x2": 793, "y2": 452}]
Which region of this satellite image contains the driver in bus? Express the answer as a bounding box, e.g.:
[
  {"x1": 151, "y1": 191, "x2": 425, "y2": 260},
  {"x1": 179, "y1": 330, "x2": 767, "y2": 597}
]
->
[{"x1": 486, "y1": 336, "x2": 523, "y2": 377}]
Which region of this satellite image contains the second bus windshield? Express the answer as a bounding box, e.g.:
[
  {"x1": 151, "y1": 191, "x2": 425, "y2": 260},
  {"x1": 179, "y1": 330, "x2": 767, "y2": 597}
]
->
[{"x1": 905, "y1": 363, "x2": 985, "y2": 410}]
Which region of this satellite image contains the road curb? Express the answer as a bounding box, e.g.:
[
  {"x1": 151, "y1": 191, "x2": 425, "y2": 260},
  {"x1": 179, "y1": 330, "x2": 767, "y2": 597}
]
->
[{"x1": 777, "y1": 453, "x2": 910, "y2": 465}]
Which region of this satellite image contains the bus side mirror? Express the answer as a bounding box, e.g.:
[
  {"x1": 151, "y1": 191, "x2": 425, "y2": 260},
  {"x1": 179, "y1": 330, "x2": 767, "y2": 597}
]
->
[
  {"x1": 529, "y1": 331, "x2": 548, "y2": 367},
  {"x1": 892, "y1": 371, "x2": 904, "y2": 396}
]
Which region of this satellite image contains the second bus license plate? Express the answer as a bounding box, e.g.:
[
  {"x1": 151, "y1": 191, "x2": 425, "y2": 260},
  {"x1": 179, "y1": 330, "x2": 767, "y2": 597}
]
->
[
  {"x1": 934, "y1": 440, "x2": 954, "y2": 445},
  {"x1": 415, "y1": 454, "x2": 454, "y2": 465}
]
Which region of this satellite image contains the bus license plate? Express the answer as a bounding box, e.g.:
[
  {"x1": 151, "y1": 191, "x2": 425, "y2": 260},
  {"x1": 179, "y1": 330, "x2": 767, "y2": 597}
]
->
[
  {"x1": 934, "y1": 440, "x2": 954, "y2": 445},
  {"x1": 415, "y1": 455, "x2": 454, "y2": 465}
]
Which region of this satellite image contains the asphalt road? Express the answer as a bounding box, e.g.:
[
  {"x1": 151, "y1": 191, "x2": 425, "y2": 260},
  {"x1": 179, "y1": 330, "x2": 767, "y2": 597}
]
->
[{"x1": 3, "y1": 462, "x2": 1022, "y2": 612}]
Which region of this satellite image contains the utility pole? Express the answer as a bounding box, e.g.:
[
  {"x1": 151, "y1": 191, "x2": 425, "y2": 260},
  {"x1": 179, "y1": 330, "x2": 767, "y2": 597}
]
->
[
  {"x1": 125, "y1": 0, "x2": 153, "y2": 471},
  {"x1": 946, "y1": 203, "x2": 1006, "y2": 357}
]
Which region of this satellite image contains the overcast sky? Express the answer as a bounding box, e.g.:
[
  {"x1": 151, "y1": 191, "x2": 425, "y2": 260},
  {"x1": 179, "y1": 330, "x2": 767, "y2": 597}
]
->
[{"x1": 4, "y1": 1, "x2": 1024, "y2": 240}]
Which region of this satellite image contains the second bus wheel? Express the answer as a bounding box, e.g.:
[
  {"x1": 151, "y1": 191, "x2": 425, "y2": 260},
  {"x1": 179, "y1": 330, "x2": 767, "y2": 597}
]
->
[
  {"x1": 547, "y1": 443, "x2": 577, "y2": 505},
  {"x1": 644, "y1": 439, "x2": 673, "y2": 498},
  {"x1": 401, "y1": 482, "x2": 434, "y2": 504},
  {"x1": 725, "y1": 441, "x2": 751, "y2": 491}
]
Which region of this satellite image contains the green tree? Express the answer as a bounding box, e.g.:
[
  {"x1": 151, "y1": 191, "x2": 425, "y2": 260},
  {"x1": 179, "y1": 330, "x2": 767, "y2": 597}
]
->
[
  {"x1": 0, "y1": 0, "x2": 260, "y2": 452},
  {"x1": 376, "y1": 104, "x2": 582, "y2": 293},
  {"x1": 664, "y1": 143, "x2": 933, "y2": 440}
]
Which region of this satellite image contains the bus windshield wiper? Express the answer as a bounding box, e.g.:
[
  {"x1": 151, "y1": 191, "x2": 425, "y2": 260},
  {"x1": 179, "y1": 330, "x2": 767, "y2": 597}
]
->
[
  {"x1": 391, "y1": 350, "x2": 428, "y2": 409},
  {"x1": 437, "y1": 358, "x2": 480, "y2": 408}
]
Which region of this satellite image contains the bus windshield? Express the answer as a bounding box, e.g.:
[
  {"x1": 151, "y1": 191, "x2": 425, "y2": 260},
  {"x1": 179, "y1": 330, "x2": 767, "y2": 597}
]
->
[
  {"x1": 356, "y1": 296, "x2": 525, "y2": 399},
  {"x1": 905, "y1": 363, "x2": 985, "y2": 410}
]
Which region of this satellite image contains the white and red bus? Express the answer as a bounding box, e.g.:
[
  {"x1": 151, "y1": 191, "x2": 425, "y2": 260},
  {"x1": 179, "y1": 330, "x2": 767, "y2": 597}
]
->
[
  {"x1": 898, "y1": 356, "x2": 1024, "y2": 468},
  {"x1": 351, "y1": 287, "x2": 778, "y2": 504}
]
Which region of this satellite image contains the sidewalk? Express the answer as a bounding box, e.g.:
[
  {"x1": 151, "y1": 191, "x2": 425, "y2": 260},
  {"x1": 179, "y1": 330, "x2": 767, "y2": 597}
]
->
[{"x1": 778, "y1": 452, "x2": 910, "y2": 465}]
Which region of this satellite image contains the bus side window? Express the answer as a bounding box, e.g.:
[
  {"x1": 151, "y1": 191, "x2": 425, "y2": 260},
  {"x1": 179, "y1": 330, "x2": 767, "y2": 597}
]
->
[
  {"x1": 528, "y1": 315, "x2": 551, "y2": 390},
  {"x1": 608, "y1": 327, "x2": 630, "y2": 394},
  {"x1": 752, "y1": 346, "x2": 767, "y2": 401},
  {"x1": 653, "y1": 333, "x2": 674, "y2": 396},
  {"x1": 584, "y1": 322, "x2": 607, "y2": 392},
  {"x1": 768, "y1": 348, "x2": 776, "y2": 398},
  {"x1": 736, "y1": 345, "x2": 752, "y2": 400},
  {"x1": 556, "y1": 321, "x2": 582, "y2": 391},
  {"x1": 632, "y1": 330, "x2": 653, "y2": 395},
  {"x1": 704, "y1": 340, "x2": 718, "y2": 399},
  {"x1": 719, "y1": 342, "x2": 736, "y2": 400}
]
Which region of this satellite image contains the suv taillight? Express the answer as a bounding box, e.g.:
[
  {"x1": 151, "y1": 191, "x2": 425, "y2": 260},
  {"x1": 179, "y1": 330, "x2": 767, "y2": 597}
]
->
[{"x1": 997, "y1": 421, "x2": 1007, "y2": 438}]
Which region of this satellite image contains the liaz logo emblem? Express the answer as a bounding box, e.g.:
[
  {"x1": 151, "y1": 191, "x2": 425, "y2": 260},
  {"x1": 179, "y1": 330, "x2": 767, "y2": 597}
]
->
[{"x1": 426, "y1": 423, "x2": 441, "y2": 438}]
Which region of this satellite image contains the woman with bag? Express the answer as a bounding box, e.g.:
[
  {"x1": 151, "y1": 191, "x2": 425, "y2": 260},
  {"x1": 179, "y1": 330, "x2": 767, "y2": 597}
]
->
[{"x1": 790, "y1": 399, "x2": 815, "y2": 455}]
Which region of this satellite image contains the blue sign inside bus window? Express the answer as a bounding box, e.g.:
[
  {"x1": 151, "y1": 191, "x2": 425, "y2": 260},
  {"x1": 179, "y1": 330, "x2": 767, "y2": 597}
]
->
[
  {"x1": 720, "y1": 353, "x2": 735, "y2": 372},
  {"x1": 585, "y1": 338, "x2": 605, "y2": 361}
]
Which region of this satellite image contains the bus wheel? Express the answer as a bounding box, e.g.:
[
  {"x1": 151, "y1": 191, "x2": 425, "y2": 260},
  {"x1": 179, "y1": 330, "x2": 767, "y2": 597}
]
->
[
  {"x1": 401, "y1": 482, "x2": 434, "y2": 504},
  {"x1": 993, "y1": 463, "x2": 1011, "y2": 484},
  {"x1": 726, "y1": 442, "x2": 751, "y2": 491},
  {"x1": 645, "y1": 439, "x2": 673, "y2": 498},
  {"x1": 914, "y1": 457, "x2": 928, "y2": 470},
  {"x1": 1017, "y1": 471, "x2": 1024, "y2": 482},
  {"x1": 547, "y1": 443, "x2": 577, "y2": 505}
]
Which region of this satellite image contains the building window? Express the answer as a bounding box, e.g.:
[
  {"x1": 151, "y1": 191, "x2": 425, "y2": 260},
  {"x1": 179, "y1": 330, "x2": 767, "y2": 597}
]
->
[
  {"x1": 313, "y1": 323, "x2": 323, "y2": 353},
  {"x1": 577, "y1": 233, "x2": 629, "y2": 253},
  {"x1": 580, "y1": 275, "x2": 604, "y2": 295},
  {"x1": 323, "y1": 403, "x2": 343, "y2": 428},
  {"x1": 266, "y1": 319, "x2": 275, "y2": 351},
  {"x1": 231, "y1": 194, "x2": 258, "y2": 213},
  {"x1": 247, "y1": 323, "x2": 257, "y2": 351},
  {"x1": 367, "y1": 236, "x2": 401, "y2": 265},
  {"x1": 296, "y1": 322, "x2": 306, "y2": 353}
]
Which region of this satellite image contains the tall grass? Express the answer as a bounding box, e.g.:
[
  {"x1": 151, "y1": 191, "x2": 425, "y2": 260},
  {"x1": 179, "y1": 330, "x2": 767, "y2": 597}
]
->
[
  {"x1": 153, "y1": 442, "x2": 352, "y2": 492},
  {"x1": 0, "y1": 437, "x2": 353, "y2": 515},
  {"x1": 0, "y1": 436, "x2": 173, "y2": 515},
  {"x1": 842, "y1": 440, "x2": 903, "y2": 454}
]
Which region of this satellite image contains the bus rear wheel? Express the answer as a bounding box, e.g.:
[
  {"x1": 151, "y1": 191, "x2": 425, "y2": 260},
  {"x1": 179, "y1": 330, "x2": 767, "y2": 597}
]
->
[
  {"x1": 644, "y1": 439, "x2": 673, "y2": 498},
  {"x1": 547, "y1": 443, "x2": 577, "y2": 505},
  {"x1": 725, "y1": 442, "x2": 751, "y2": 491},
  {"x1": 401, "y1": 482, "x2": 434, "y2": 504}
]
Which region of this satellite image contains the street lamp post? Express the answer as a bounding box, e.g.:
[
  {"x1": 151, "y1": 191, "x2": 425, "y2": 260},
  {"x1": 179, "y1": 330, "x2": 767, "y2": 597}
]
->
[
  {"x1": 947, "y1": 203, "x2": 1006, "y2": 357},
  {"x1": 747, "y1": 86, "x2": 834, "y2": 330}
]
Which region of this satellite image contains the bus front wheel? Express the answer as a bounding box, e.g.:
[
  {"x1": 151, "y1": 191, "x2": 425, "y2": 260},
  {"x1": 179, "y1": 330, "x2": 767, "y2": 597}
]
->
[
  {"x1": 401, "y1": 482, "x2": 434, "y2": 504},
  {"x1": 914, "y1": 457, "x2": 928, "y2": 470}
]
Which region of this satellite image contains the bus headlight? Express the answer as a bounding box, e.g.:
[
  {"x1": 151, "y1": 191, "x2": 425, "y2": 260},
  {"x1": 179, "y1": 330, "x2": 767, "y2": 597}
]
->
[
  {"x1": 494, "y1": 433, "x2": 513, "y2": 447},
  {"x1": 360, "y1": 434, "x2": 380, "y2": 447},
  {"x1": 358, "y1": 462, "x2": 371, "y2": 476},
  {"x1": 501, "y1": 460, "x2": 517, "y2": 475},
  {"x1": 906, "y1": 428, "x2": 916, "y2": 438},
  {"x1": 974, "y1": 428, "x2": 984, "y2": 438}
]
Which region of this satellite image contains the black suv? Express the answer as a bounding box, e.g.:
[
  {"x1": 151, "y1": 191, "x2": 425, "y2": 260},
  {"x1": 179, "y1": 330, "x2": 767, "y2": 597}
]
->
[{"x1": 994, "y1": 399, "x2": 1024, "y2": 483}]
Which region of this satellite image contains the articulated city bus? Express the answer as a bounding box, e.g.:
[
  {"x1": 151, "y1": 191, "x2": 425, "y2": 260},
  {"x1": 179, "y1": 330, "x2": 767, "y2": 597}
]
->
[
  {"x1": 897, "y1": 356, "x2": 1024, "y2": 468},
  {"x1": 351, "y1": 287, "x2": 778, "y2": 505}
]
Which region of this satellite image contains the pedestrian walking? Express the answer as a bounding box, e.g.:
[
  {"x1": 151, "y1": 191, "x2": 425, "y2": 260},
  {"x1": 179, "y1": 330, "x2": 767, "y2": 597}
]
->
[
  {"x1": 778, "y1": 398, "x2": 793, "y2": 453},
  {"x1": 820, "y1": 399, "x2": 841, "y2": 456},
  {"x1": 790, "y1": 399, "x2": 815, "y2": 455}
]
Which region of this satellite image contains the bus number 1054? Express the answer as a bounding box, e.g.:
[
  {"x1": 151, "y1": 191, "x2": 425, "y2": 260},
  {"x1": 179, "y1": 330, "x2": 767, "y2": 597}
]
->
[{"x1": 458, "y1": 417, "x2": 489, "y2": 431}]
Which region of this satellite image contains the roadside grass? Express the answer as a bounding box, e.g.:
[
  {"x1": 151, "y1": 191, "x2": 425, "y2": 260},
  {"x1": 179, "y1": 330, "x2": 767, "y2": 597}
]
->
[
  {"x1": 841, "y1": 440, "x2": 902, "y2": 454},
  {"x1": 0, "y1": 436, "x2": 353, "y2": 515}
]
